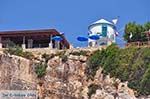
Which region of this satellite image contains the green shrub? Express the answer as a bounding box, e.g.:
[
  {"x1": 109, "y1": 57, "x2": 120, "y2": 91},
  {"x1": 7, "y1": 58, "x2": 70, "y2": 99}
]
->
[
  {"x1": 71, "y1": 50, "x2": 88, "y2": 56},
  {"x1": 42, "y1": 53, "x2": 55, "y2": 63},
  {"x1": 140, "y1": 66, "x2": 150, "y2": 95},
  {"x1": 87, "y1": 44, "x2": 150, "y2": 95},
  {"x1": 41, "y1": 51, "x2": 67, "y2": 63},
  {"x1": 124, "y1": 22, "x2": 149, "y2": 42},
  {"x1": 4, "y1": 45, "x2": 34, "y2": 59},
  {"x1": 35, "y1": 63, "x2": 47, "y2": 78},
  {"x1": 102, "y1": 44, "x2": 120, "y2": 76},
  {"x1": 4, "y1": 45, "x2": 23, "y2": 56},
  {"x1": 86, "y1": 50, "x2": 102, "y2": 80},
  {"x1": 21, "y1": 51, "x2": 34, "y2": 59}
]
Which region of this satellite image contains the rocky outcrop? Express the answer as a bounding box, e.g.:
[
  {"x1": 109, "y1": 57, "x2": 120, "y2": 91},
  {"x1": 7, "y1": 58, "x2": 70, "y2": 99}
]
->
[
  {"x1": 0, "y1": 54, "x2": 36, "y2": 90},
  {"x1": 41, "y1": 54, "x2": 137, "y2": 99},
  {"x1": 0, "y1": 52, "x2": 140, "y2": 99}
]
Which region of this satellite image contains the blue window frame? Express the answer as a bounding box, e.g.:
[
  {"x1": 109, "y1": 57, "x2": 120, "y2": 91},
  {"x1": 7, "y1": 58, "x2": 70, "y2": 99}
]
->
[{"x1": 102, "y1": 25, "x2": 107, "y2": 37}]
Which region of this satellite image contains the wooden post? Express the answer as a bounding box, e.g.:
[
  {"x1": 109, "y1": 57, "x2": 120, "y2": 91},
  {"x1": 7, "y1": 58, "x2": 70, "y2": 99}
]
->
[
  {"x1": 28, "y1": 39, "x2": 33, "y2": 48},
  {"x1": 49, "y1": 35, "x2": 52, "y2": 49},
  {"x1": 0, "y1": 36, "x2": 2, "y2": 48},
  {"x1": 22, "y1": 36, "x2": 26, "y2": 49},
  {"x1": 57, "y1": 41, "x2": 60, "y2": 49}
]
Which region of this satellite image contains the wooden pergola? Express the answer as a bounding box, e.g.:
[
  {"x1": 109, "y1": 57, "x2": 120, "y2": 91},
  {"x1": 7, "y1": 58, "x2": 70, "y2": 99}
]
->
[{"x1": 0, "y1": 29, "x2": 70, "y2": 49}]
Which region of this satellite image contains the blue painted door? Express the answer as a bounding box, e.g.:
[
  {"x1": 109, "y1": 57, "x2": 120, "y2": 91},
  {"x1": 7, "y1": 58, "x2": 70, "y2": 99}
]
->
[{"x1": 102, "y1": 25, "x2": 107, "y2": 37}]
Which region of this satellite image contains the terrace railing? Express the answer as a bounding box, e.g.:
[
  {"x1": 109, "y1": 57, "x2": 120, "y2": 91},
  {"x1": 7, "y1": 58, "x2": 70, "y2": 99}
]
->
[{"x1": 126, "y1": 41, "x2": 150, "y2": 47}]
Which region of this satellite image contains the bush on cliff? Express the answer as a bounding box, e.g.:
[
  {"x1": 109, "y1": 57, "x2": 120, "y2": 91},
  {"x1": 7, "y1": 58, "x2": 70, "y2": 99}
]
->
[
  {"x1": 87, "y1": 44, "x2": 150, "y2": 95},
  {"x1": 86, "y1": 49, "x2": 103, "y2": 80},
  {"x1": 42, "y1": 53, "x2": 55, "y2": 63},
  {"x1": 4, "y1": 45, "x2": 23, "y2": 56},
  {"x1": 35, "y1": 63, "x2": 47, "y2": 78},
  {"x1": 71, "y1": 50, "x2": 88, "y2": 56},
  {"x1": 4, "y1": 45, "x2": 34, "y2": 59}
]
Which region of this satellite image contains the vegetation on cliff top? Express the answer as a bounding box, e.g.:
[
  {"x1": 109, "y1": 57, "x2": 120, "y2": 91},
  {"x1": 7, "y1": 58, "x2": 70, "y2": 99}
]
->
[
  {"x1": 87, "y1": 44, "x2": 150, "y2": 95},
  {"x1": 4, "y1": 45, "x2": 34, "y2": 59},
  {"x1": 124, "y1": 22, "x2": 150, "y2": 42}
]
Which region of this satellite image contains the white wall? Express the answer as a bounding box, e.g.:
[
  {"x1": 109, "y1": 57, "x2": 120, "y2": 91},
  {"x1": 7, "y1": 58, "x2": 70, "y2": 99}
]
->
[{"x1": 88, "y1": 23, "x2": 116, "y2": 47}]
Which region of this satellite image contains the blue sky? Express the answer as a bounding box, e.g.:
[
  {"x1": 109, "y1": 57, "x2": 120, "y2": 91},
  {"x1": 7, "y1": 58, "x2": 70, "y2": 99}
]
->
[{"x1": 0, "y1": 0, "x2": 150, "y2": 47}]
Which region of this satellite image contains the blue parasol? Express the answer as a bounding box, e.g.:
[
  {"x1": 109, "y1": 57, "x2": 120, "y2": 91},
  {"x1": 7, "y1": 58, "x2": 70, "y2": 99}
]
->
[
  {"x1": 89, "y1": 35, "x2": 100, "y2": 40},
  {"x1": 77, "y1": 37, "x2": 88, "y2": 42},
  {"x1": 52, "y1": 36, "x2": 63, "y2": 41}
]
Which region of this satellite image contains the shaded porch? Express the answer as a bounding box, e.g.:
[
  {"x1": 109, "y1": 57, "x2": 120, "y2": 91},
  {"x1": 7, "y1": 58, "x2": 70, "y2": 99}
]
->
[{"x1": 0, "y1": 29, "x2": 70, "y2": 49}]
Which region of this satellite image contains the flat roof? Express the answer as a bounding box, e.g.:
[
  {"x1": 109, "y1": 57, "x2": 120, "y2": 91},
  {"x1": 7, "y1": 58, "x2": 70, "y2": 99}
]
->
[{"x1": 0, "y1": 29, "x2": 59, "y2": 35}]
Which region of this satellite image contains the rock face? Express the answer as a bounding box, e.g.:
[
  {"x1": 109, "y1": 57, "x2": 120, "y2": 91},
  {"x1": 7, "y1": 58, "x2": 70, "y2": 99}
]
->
[
  {"x1": 0, "y1": 52, "x2": 138, "y2": 99},
  {"x1": 43, "y1": 54, "x2": 137, "y2": 99},
  {"x1": 0, "y1": 54, "x2": 36, "y2": 90}
]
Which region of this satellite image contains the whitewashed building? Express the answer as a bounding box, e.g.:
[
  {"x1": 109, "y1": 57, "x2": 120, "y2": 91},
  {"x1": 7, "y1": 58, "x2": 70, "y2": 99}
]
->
[{"x1": 88, "y1": 18, "x2": 118, "y2": 47}]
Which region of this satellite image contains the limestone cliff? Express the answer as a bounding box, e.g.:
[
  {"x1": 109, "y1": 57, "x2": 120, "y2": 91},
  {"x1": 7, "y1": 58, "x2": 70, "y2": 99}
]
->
[
  {"x1": 0, "y1": 54, "x2": 37, "y2": 90},
  {"x1": 0, "y1": 50, "x2": 146, "y2": 99}
]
